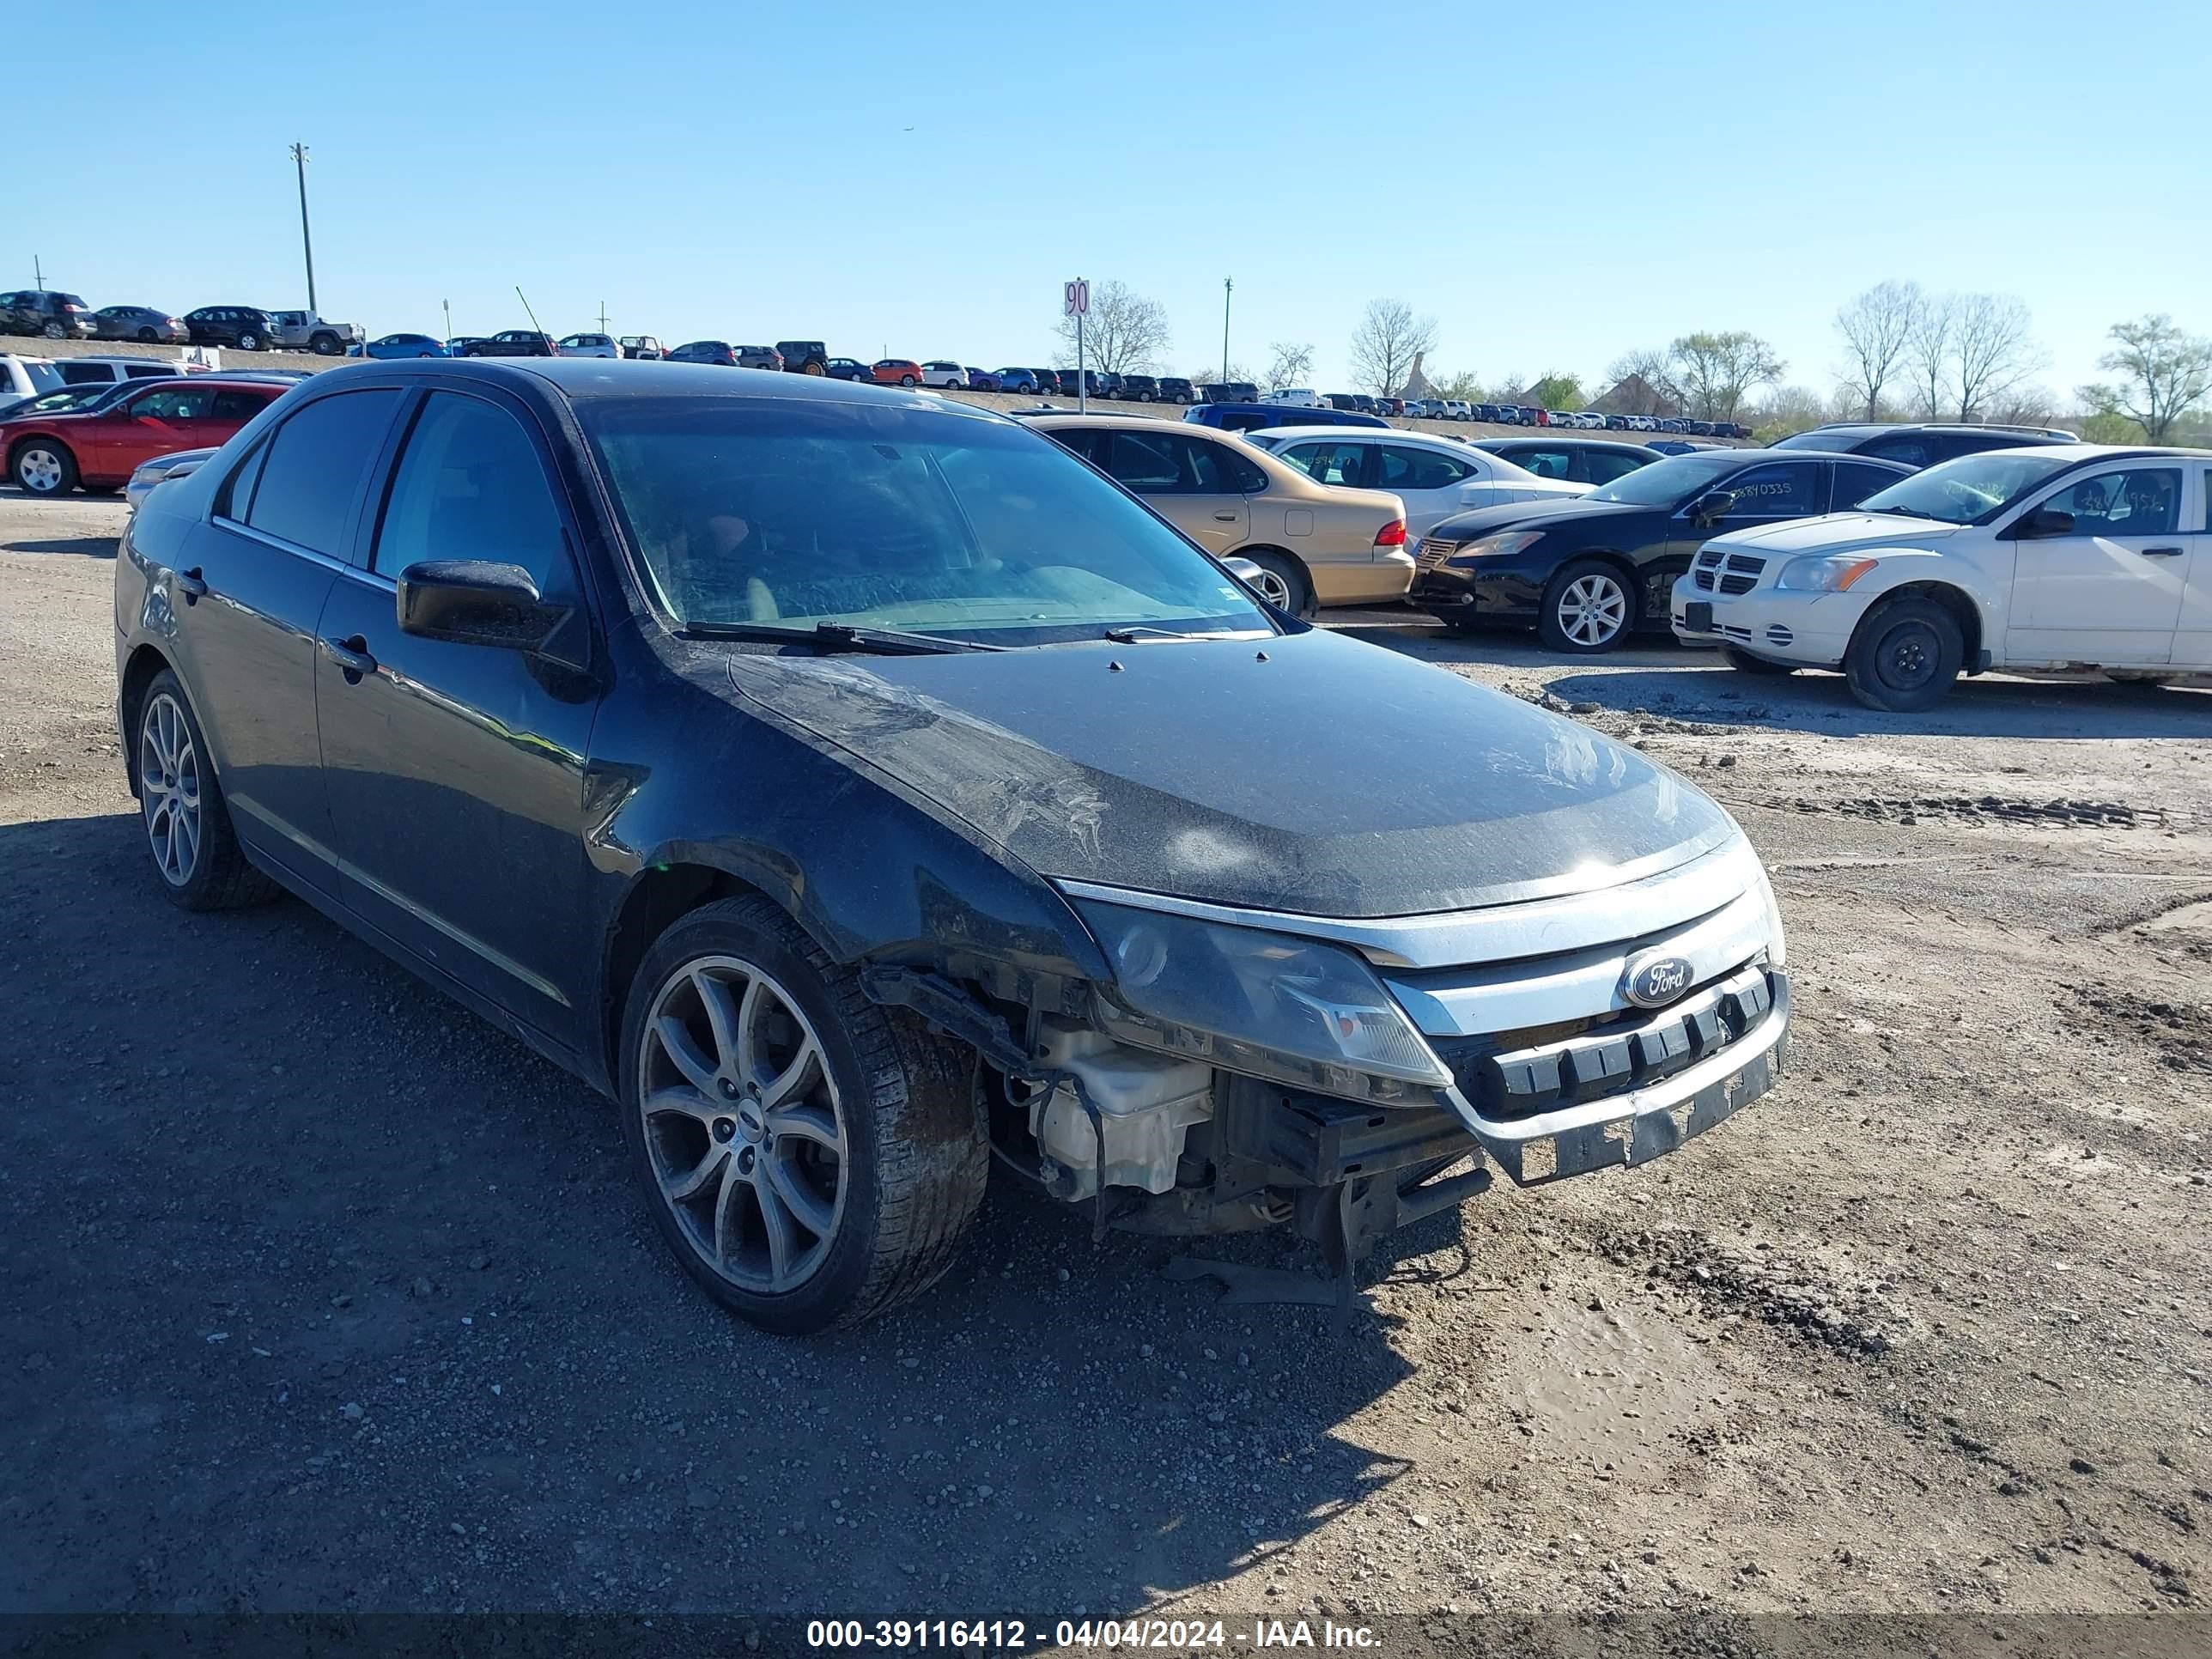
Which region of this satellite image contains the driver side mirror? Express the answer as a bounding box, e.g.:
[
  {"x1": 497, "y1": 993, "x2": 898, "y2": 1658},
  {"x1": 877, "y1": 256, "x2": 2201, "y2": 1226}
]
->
[
  {"x1": 1688, "y1": 489, "x2": 1736, "y2": 526},
  {"x1": 2012, "y1": 507, "x2": 2075, "y2": 540},
  {"x1": 396, "y1": 560, "x2": 564, "y2": 651}
]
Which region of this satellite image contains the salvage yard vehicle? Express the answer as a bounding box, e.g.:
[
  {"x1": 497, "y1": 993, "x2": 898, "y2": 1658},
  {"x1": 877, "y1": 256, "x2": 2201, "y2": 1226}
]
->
[
  {"x1": 1248, "y1": 426, "x2": 1591, "y2": 541},
  {"x1": 113, "y1": 360, "x2": 1791, "y2": 1334},
  {"x1": 267, "y1": 309, "x2": 367, "y2": 356},
  {"x1": 4, "y1": 375, "x2": 286, "y2": 495},
  {"x1": 1025, "y1": 410, "x2": 1413, "y2": 612},
  {"x1": 1413, "y1": 447, "x2": 1912, "y2": 651},
  {"x1": 1673, "y1": 444, "x2": 2212, "y2": 709}
]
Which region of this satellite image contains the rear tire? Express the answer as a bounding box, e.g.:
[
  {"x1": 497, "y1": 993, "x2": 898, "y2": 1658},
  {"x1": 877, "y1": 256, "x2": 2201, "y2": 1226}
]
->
[
  {"x1": 311, "y1": 335, "x2": 339, "y2": 356},
  {"x1": 134, "y1": 670, "x2": 283, "y2": 911},
  {"x1": 802, "y1": 361, "x2": 826, "y2": 376},
  {"x1": 236, "y1": 332, "x2": 261, "y2": 351},
  {"x1": 1241, "y1": 550, "x2": 1313, "y2": 618},
  {"x1": 137, "y1": 326, "x2": 158, "y2": 343},
  {"x1": 1537, "y1": 556, "x2": 1635, "y2": 653},
  {"x1": 1844, "y1": 594, "x2": 1962, "y2": 712},
  {"x1": 617, "y1": 896, "x2": 988, "y2": 1334},
  {"x1": 1720, "y1": 646, "x2": 1796, "y2": 676},
  {"x1": 40, "y1": 321, "x2": 64, "y2": 339},
  {"x1": 899, "y1": 374, "x2": 916, "y2": 386}
]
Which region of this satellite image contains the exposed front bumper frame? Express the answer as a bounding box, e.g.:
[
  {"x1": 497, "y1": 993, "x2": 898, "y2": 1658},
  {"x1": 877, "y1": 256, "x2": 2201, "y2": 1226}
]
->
[{"x1": 1442, "y1": 973, "x2": 1790, "y2": 1185}]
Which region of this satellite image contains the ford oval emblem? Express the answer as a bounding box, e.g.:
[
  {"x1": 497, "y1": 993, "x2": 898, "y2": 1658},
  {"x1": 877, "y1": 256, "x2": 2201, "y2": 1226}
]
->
[{"x1": 1623, "y1": 951, "x2": 1694, "y2": 1009}]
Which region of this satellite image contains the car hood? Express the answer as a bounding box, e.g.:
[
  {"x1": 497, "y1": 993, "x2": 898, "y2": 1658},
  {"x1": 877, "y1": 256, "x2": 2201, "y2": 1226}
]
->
[
  {"x1": 1425, "y1": 495, "x2": 1647, "y2": 543},
  {"x1": 1707, "y1": 512, "x2": 1964, "y2": 556},
  {"x1": 719, "y1": 628, "x2": 1736, "y2": 919}
]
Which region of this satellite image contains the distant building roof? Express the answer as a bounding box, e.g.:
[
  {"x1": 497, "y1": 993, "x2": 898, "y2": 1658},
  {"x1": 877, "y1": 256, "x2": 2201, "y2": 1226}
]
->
[{"x1": 1590, "y1": 374, "x2": 1680, "y2": 416}]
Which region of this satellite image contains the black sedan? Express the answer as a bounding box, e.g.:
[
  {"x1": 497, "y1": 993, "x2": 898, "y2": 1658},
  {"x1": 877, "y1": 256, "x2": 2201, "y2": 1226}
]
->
[
  {"x1": 112, "y1": 358, "x2": 1771, "y2": 1332},
  {"x1": 459, "y1": 329, "x2": 557, "y2": 357},
  {"x1": 1412, "y1": 448, "x2": 1912, "y2": 652}
]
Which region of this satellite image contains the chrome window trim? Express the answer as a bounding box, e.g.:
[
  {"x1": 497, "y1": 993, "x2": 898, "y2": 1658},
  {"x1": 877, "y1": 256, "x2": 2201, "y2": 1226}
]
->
[{"x1": 1054, "y1": 836, "x2": 1760, "y2": 970}]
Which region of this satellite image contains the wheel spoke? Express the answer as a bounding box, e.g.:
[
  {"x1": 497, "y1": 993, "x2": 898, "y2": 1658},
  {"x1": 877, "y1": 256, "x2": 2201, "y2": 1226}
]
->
[
  {"x1": 766, "y1": 1098, "x2": 842, "y2": 1152},
  {"x1": 753, "y1": 1163, "x2": 797, "y2": 1282},
  {"x1": 732, "y1": 975, "x2": 768, "y2": 1085},
  {"x1": 759, "y1": 1039, "x2": 821, "y2": 1111},
  {"x1": 662, "y1": 1144, "x2": 728, "y2": 1203},
  {"x1": 765, "y1": 1154, "x2": 836, "y2": 1241},
  {"x1": 691, "y1": 968, "x2": 742, "y2": 1073},
  {"x1": 654, "y1": 1014, "x2": 719, "y2": 1093},
  {"x1": 712, "y1": 1158, "x2": 744, "y2": 1267},
  {"x1": 640, "y1": 1086, "x2": 720, "y2": 1126}
]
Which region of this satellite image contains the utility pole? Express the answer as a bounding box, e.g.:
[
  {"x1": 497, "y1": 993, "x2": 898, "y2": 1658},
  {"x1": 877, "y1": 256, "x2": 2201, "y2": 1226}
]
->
[
  {"x1": 33, "y1": 255, "x2": 43, "y2": 289},
  {"x1": 289, "y1": 143, "x2": 318, "y2": 313},
  {"x1": 1221, "y1": 277, "x2": 1233, "y2": 386},
  {"x1": 442, "y1": 299, "x2": 452, "y2": 343},
  {"x1": 597, "y1": 301, "x2": 610, "y2": 333}
]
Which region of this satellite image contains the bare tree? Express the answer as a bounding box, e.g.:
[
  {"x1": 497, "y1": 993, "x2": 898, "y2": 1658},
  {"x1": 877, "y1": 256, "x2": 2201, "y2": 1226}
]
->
[
  {"x1": 1605, "y1": 349, "x2": 1678, "y2": 415},
  {"x1": 1904, "y1": 298, "x2": 1954, "y2": 418},
  {"x1": 1948, "y1": 294, "x2": 2040, "y2": 422},
  {"x1": 1264, "y1": 340, "x2": 1315, "y2": 392},
  {"x1": 1834, "y1": 280, "x2": 1923, "y2": 421},
  {"x1": 1347, "y1": 299, "x2": 1437, "y2": 396},
  {"x1": 1667, "y1": 331, "x2": 1784, "y2": 422},
  {"x1": 1747, "y1": 384, "x2": 1835, "y2": 440},
  {"x1": 1052, "y1": 279, "x2": 1170, "y2": 375},
  {"x1": 2077, "y1": 314, "x2": 2212, "y2": 442}
]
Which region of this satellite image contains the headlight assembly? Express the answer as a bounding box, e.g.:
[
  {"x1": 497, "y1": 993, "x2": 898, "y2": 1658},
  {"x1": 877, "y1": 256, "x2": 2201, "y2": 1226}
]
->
[
  {"x1": 1775, "y1": 554, "x2": 1877, "y2": 592},
  {"x1": 1447, "y1": 530, "x2": 1545, "y2": 563},
  {"x1": 1072, "y1": 899, "x2": 1450, "y2": 1103}
]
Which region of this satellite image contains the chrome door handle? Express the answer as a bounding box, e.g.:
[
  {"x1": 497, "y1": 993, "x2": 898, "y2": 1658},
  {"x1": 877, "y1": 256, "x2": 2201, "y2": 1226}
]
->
[
  {"x1": 176, "y1": 567, "x2": 208, "y2": 602},
  {"x1": 2141, "y1": 545, "x2": 2185, "y2": 557},
  {"x1": 321, "y1": 634, "x2": 378, "y2": 682}
]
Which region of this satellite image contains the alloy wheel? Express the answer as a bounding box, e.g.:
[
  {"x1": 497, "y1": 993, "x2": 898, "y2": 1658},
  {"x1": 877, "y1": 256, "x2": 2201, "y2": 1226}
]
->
[
  {"x1": 139, "y1": 692, "x2": 203, "y2": 886},
  {"x1": 16, "y1": 447, "x2": 64, "y2": 493},
  {"x1": 1247, "y1": 565, "x2": 1293, "y2": 610},
  {"x1": 1556, "y1": 574, "x2": 1628, "y2": 647},
  {"x1": 635, "y1": 956, "x2": 848, "y2": 1294}
]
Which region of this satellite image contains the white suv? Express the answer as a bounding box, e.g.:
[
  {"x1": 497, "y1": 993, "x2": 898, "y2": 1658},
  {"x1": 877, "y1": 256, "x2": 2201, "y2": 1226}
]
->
[
  {"x1": 1671, "y1": 444, "x2": 2212, "y2": 709},
  {"x1": 921, "y1": 360, "x2": 967, "y2": 389},
  {"x1": 1261, "y1": 387, "x2": 1323, "y2": 407}
]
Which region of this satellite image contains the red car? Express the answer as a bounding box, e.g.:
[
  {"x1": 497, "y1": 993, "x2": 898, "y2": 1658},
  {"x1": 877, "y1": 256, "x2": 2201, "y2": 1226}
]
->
[
  {"x1": 869, "y1": 358, "x2": 923, "y2": 386},
  {"x1": 2, "y1": 377, "x2": 288, "y2": 496}
]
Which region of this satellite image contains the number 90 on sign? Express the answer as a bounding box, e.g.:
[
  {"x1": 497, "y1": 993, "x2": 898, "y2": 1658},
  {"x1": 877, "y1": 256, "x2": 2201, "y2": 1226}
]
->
[{"x1": 1063, "y1": 279, "x2": 1090, "y2": 317}]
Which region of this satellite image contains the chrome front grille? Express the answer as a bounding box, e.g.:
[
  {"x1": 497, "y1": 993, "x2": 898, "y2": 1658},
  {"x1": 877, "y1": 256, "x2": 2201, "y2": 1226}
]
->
[{"x1": 1417, "y1": 538, "x2": 1455, "y2": 570}]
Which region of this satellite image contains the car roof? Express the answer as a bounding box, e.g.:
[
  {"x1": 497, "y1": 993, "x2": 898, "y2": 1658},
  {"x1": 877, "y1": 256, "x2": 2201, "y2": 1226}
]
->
[
  {"x1": 1255, "y1": 425, "x2": 1448, "y2": 444},
  {"x1": 325, "y1": 356, "x2": 1016, "y2": 413}
]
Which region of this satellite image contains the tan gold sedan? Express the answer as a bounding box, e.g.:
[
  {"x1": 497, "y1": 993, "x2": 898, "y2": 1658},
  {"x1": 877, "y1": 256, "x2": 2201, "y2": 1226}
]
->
[{"x1": 1024, "y1": 414, "x2": 1412, "y2": 613}]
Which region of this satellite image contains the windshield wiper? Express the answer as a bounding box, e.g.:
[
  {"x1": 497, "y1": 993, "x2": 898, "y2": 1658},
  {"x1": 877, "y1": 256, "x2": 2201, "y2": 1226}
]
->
[
  {"x1": 678, "y1": 621, "x2": 1002, "y2": 654},
  {"x1": 1867, "y1": 504, "x2": 1946, "y2": 521},
  {"x1": 1100, "y1": 624, "x2": 1270, "y2": 643}
]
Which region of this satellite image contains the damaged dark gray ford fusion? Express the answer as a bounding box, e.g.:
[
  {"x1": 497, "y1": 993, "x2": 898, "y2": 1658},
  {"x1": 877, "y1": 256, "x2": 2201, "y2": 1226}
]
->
[{"x1": 113, "y1": 357, "x2": 1790, "y2": 1334}]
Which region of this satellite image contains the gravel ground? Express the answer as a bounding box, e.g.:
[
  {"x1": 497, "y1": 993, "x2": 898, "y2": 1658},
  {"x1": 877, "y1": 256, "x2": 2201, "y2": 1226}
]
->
[{"x1": 2, "y1": 489, "x2": 2207, "y2": 1646}]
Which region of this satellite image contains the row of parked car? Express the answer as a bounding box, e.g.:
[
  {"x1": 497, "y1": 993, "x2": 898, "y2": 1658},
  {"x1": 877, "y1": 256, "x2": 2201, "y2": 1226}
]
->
[
  {"x1": 0, "y1": 289, "x2": 367, "y2": 356},
  {"x1": 1259, "y1": 387, "x2": 1753, "y2": 435}
]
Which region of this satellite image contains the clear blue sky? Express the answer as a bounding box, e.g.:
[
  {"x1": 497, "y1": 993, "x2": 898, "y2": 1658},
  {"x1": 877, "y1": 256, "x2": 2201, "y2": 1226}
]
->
[{"x1": 37, "y1": 0, "x2": 2210, "y2": 404}]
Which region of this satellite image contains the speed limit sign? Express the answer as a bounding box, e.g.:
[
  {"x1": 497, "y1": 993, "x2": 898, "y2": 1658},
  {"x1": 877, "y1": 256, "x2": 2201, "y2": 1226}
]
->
[{"x1": 1063, "y1": 278, "x2": 1090, "y2": 317}]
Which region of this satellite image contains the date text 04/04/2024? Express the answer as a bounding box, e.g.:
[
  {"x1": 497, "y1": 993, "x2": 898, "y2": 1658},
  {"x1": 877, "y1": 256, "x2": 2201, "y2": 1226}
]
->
[{"x1": 805, "y1": 1619, "x2": 1382, "y2": 1649}]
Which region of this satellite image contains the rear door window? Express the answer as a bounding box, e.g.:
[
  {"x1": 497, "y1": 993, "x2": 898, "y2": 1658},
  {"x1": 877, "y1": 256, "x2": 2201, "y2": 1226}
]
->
[
  {"x1": 1581, "y1": 448, "x2": 1651, "y2": 484},
  {"x1": 1378, "y1": 445, "x2": 1473, "y2": 490},
  {"x1": 244, "y1": 389, "x2": 405, "y2": 558},
  {"x1": 1833, "y1": 462, "x2": 1904, "y2": 510},
  {"x1": 1860, "y1": 435, "x2": 1933, "y2": 468}
]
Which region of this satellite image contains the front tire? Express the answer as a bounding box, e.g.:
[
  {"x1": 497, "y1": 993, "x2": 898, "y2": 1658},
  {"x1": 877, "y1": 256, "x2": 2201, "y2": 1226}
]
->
[
  {"x1": 135, "y1": 670, "x2": 282, "y2": 910},
  {"x1": 1844, "y1": 595, "x2": 1962, "y2": 712},
  {"x1": 13, "y1": 441, "x2": 78, "y2": 495},
  {"x1": 1538, "y1": 557, "x2": 1634, "y2": 653},
  {"x1": 1720, "y1": 646, "x2": 1796, "y2": 676},
  {"x1": 618, "y1": 896, "x2": 988, "y2": 1334}
]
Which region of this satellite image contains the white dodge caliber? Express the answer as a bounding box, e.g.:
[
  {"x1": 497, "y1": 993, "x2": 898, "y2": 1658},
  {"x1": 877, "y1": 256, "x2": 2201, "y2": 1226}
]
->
[{"x1": 1671, "y1": 444, "x2": 2212, "y2": 709}]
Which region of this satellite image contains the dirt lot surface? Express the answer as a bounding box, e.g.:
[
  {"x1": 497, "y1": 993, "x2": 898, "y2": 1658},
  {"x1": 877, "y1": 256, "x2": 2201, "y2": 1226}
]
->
[{"x1": 2, "y1": 489, "x2": 2207, "y2": 1650}]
